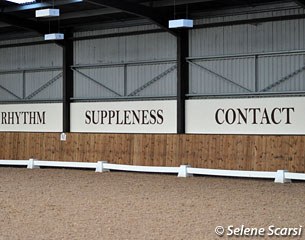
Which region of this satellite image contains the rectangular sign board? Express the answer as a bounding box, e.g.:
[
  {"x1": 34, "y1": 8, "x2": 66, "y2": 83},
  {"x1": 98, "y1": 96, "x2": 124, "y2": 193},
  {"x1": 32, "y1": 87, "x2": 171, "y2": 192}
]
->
[
  {"x1": 71, "y1": 100, "x2": 177, "y2": 133},
  {"x1": 0, "y1": 103, "x2": 62, "y2": 132},
  {"x1": 186, "y1": 97, "x2": 305, "y2": 135}
]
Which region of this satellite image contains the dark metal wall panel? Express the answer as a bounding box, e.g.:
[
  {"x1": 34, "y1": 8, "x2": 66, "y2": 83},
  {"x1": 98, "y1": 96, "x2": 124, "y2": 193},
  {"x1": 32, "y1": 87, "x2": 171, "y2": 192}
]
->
[
  {"x1": 189, "y1": 57, "x2": 255, "y2": 95},
  {"x1": 0, "y1": 73, "x2": 23, "y2": 100},
  {"x1": 74, "y1": 31, "x2": 177, "y2": 99},
  {"x1": 126, "y1": 63, "x2": 177, "y2": 97},
  {"x1": 74, "y1": 67, "x2": 125, "y2": 98},
  {"x1": 0, "y1": 43, "x2": 62, "y2": 101},
  {"x1": 190, "y1": 9, "x2": 305, "y2": 95}
]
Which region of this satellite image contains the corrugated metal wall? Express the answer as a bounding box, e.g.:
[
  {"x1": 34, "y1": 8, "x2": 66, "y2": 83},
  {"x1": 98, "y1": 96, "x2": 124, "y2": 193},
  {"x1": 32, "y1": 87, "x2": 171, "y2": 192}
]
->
[
  {"x1": 0, "y1": 43, "x2": 62, "y2": 101},
  {"x1": 73, "y1": 31, "x2": 177, "y2": 99},
  {"x1": 1, "y1": 8, "x2": 305, "y2": 102},
  {"x1": 189, "y1": 9, "x2": 305, "y2": 95},
  {"x1": 258, "y1": 53, "x2": 305, "y2": 92},
  {"x1": 189, "y1": 56, "x2": 255, "y2": 95}
]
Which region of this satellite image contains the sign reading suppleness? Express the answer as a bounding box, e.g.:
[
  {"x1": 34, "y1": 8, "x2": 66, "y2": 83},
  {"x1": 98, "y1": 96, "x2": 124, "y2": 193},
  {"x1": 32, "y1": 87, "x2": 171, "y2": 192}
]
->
[
  {"x1": 0, "y1": 103, "x2": 62, "y2": 132},
  {"x1": 71, "y1": 100, "x2": 177, "y2": 133},
  {"x1": 186, "y1": 97, "x2": 305, "y2": 135}
]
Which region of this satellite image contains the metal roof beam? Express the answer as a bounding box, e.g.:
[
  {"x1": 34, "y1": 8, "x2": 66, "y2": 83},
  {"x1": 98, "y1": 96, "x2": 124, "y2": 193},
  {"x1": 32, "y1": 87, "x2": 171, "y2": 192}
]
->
[
  {"x1": 148, "y1": 0, "x2": 213, "y2": 7},
  {"x1": 0, "y1": 13, "x2": 65, "y2": 47},
  {"x1": 47, "y1": 8, "x2": 121, "y2": 20},
  {"x1": 85, "y1": 0, "x2": 176, "y2": 36},
  {"x1": 0, "y1": 13, "x2": 47, "y2": 35},
  {"x1": 294, "y1": 0, "x2": 305, "y2": 7}
]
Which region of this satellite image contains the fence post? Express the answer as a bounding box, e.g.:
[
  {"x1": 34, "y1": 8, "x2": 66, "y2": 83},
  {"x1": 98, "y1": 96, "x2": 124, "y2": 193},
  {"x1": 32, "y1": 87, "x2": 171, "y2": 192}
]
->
[
  {"x1": 95, "y1": 161, "x2": 109, "y2": 173},
  {"x1": 27, "y1": 158, "x2": 40, "y2": 169},
  {"x1": 274, "y1": 170, "x2": 291, "y2": 183},
  {"x1": 178, "y1": 165, "x2": 192, "y2": 177}
]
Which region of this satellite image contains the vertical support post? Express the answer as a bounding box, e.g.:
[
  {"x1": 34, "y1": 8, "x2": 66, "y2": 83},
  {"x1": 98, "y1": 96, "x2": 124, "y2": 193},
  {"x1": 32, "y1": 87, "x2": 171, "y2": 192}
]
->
[
  {"x1": 177, "y1": 30, "x2": 189, "y2": 134},
  {"x1": 254, "y1": 54, "x2": 259, "y2": 92},
  {"x1": 22, "y1": 70, "x2": 26, "y2": 99},
  {"x1": 124, "y1": 64, "x2": 127, "y2": 96},
  {"x1": 62, "y1": 33, "x2": 74, "y2": 132}
]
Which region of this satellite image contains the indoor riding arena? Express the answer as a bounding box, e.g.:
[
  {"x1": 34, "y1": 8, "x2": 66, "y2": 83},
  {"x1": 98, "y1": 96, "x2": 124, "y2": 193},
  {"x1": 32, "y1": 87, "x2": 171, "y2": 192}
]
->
[{"x1": 1, "y1": 0, "x2": 305, "y2": 239}]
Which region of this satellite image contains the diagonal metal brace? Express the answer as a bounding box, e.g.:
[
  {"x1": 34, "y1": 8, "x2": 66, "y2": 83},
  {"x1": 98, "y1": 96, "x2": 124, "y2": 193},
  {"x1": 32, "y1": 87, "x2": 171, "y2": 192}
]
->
[
  {"x1": 187, "y1": 60, "x2": 253, "y2": 92},
  {"x1": 260, "y1": 65, "x2": 305, "y2": 92},
  {"x1": 72, "y1": 68, "x2": 122, "y2": 96},
  {"x1": 25, "y1": 72, "x2": 63, "y2": 100},
  {"x1": 128, "y1": 64, "x2": 177, "y2": 96},
  {"x1": 0, "y1": 84, "x2": 21, "y2": 100}
]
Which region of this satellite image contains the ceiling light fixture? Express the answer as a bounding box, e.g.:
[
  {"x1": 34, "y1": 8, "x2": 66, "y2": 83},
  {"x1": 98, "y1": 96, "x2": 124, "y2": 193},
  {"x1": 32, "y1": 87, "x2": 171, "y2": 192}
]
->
[
  {"x1": 169, "y1": 19, "x2": 193, "y2": 28},
  {"x1": 168, "y1": 0, "x2": 193, "y2": 29},
  {"x1": 44, "y1": 33, "x2": 64, "y2": 41},
  {"x1": 6, "y1": 0, "x2": 36, "y2": 4},
  {"x1": 36, "y1": 8, "x2": 60, "y2": 18},
  {"x1": 37, "y1": 0, "x2": 64, "y2": 40}
]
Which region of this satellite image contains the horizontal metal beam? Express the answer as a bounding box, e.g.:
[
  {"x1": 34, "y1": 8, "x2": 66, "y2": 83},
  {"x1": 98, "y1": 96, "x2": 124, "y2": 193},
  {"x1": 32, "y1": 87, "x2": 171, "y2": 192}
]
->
[
  {"x1": 187, "y1": 91, "x2": 305, "y2": 98},
  {"x1": 72, "y1": 59, "x2": 176, "y2": 68},
  {"x1": 71, "y1": 95, "x2": 176, "y2": 102},
  {"x1": 148, "y1": 0, "x2": 213, "y2": 7},
  {"x1": 0, "y1": 66, "x2": 62, "y2": 74},
  {"x1": 0, "y1": 99, "x2": 62, "y2": 104},
  {"x1": 187, "y1": 49, "x2": 305, "y2": 61}
]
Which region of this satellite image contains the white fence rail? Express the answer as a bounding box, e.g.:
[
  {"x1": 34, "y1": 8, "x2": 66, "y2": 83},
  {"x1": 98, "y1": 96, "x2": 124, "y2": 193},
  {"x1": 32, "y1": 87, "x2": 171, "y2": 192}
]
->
[
  {"x1": 103, "y1": 163, "x2": 180, "y2": 174},
  {"x1": 187, "y1": 168, "x2": 275, "y2": 179},
  {"x1": 0, "y1": 159, "x2": 304, "y2": 183}
]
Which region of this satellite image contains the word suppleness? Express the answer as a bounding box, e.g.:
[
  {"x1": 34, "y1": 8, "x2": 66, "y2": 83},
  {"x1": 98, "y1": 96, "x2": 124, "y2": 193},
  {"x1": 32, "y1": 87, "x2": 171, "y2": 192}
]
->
[{"x1": 85, "y1": 109, "x2": 164, "y2": 125}]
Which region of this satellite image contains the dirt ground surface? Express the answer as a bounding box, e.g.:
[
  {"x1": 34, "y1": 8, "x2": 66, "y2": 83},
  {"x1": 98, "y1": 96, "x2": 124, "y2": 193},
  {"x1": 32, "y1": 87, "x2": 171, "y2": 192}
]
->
[{"x1": 0, "y1": 167, "x2": 305, "y2": 240}]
